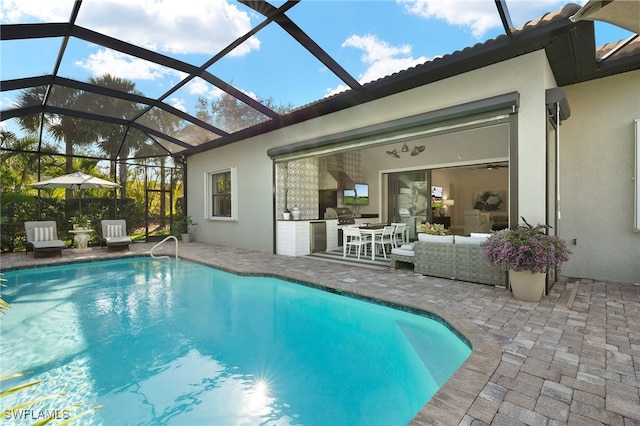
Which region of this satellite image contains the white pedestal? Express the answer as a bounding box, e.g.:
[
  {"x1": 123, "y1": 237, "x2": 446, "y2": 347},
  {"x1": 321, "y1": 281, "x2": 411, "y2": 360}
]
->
[{"x1": 69, "y1": 229, "x2": 93, "y2": 253}]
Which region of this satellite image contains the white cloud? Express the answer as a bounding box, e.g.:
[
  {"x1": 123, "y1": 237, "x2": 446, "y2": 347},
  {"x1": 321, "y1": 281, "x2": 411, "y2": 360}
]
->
[
  {"x1": 0, "y1": 0, "x2": 71, "y2": 23},
  {"x1": 343, "y1": 34, "x2": 413, "y2": 64},
  {"x1": 344, "y1": 34, "x2": 427, "y2": 83},
  {"x1": 398, "y1": 0, "x2": 498, "y2": 38},
  {"x1": 325, "y1": 34, "x2": 427, "y2": 97},
  {"x1": 325, "y1": 84, "x2": 351, "y2": 98},
  {"x1": 74, "y1": 49, "x2": 179, "y2": 80},
  {"x1": 168, "y1": 97, "x2": 187, "y2": 113},
  {"x1": 185, "y1": 79, "x2": 224, "y2": 99},
  {"x1": 1, "y1": 0, "x2": 260, "y2": 56},
  {"x1": 397, "y1": 0, "x2": 572, "y2": 38}
]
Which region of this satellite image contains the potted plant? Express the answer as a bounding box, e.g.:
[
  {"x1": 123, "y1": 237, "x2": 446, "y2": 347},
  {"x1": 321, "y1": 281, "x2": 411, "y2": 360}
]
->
[
  {"x1": 481, "y1": 217, "x2": 571, "y2": 301},
  {"x1": 172, "y1": 215, "x2": 197, "y2": 242},
  {"x1": 422, "y1": 223, "x2": 450, "y2": 235},
  {"x1": 69, "y1": 215, "x2": 91, "y2": 230}
]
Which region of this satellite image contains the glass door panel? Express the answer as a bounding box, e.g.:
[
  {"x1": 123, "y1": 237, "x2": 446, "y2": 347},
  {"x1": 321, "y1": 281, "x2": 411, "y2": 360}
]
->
[{"x1": 388, "y1": 170, "x2": 429, "y2": 240}]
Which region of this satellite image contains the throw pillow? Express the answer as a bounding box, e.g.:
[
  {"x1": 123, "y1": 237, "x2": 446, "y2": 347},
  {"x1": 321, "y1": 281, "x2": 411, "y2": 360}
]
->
[
  {"x1": 106, "y1": 224, "x2": 123, "y2": 238},
  {"x1": 33, "y1": 226, "x2": 55, "y2": 242}
]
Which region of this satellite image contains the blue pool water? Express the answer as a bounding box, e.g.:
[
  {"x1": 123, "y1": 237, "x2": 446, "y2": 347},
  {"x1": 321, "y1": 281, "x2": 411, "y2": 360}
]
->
[{"x1": 1, "y1": 258, "x2": 470, "y2": 425}]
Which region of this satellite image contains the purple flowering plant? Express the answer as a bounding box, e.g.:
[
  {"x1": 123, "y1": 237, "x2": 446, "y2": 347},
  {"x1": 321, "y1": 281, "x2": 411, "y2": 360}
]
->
[{"x1": 481, "y1": 217, "x2": 571, "y2": 273}]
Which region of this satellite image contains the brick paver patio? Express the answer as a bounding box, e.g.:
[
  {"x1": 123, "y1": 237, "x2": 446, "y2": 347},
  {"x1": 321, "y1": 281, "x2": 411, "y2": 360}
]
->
[{"x1": 2, "y1": 242, "x2": 638, "y2": 425}]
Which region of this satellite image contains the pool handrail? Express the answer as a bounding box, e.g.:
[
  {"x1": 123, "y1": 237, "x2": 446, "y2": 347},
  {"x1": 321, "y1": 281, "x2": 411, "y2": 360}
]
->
[{"x1": 150, "y1": 235, "x2": 179, "y2": 260}]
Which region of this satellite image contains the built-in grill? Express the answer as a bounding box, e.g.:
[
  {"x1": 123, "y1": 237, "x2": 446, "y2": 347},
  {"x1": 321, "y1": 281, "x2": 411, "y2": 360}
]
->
[{"x1": 328, "y1": 207, "x2": 356, "y2": 225}]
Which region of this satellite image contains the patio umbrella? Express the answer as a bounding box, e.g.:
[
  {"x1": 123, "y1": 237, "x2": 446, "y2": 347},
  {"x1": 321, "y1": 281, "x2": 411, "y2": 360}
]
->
[
  {"x1": 29, "y1": 171, "x2": 120, "y2": 216},
  {"x1": 570, "y1": 0, "x2": 640, "y2": 34}
]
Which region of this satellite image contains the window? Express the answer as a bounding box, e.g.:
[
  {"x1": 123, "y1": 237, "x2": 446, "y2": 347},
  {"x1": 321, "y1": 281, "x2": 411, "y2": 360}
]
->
[{"x1": 206, "y1": 167, "x2": 238, "y2": 221}]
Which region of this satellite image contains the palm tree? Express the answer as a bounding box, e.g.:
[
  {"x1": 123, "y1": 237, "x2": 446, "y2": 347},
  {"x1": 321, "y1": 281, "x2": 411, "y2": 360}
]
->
[
  {"x1": 79, "y1": 75, "x2": 145, "y2": 191},
  {"x1": 16, "y1": 85, "x2": 96, "y2": 199}
]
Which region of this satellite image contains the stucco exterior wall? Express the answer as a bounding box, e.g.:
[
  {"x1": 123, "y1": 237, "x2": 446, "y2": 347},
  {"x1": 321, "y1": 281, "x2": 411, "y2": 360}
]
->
[
  {"x1": 188, "y1": 51, "x2": 551, "y2": 254},
  {"x1": 560, "y1": 70, "x2": 640, "y2": 283}
]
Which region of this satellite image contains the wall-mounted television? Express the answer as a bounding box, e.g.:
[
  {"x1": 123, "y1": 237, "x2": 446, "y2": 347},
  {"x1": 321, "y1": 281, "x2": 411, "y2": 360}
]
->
[
  {"x1": 431, "y1": 185, "x2": 443, "y2": 208},
  {"x1": 344, "y1": 183, "x2": 369, "y2": 205}
]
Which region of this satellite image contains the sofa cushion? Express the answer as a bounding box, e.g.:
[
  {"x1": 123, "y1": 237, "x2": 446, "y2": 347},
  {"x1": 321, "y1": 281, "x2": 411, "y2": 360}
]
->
[
  {"x1": 400, "y1": 243, "x2": 414, "y2": 250},
  {"x1": 417, "y1": 233, "x2": 454, "y2": 244},
  {"x1": 470, "y1": 232, "x2": 491, "y2": 238},
  {"x1": 31, "y1": 239, "x2": 65, "y2": 249},
  {"x1": 454, "y1": 235, "x2": 485, "y2": 245},
  {"x1": 105, "y1": 236, "x2": 131, "y2": 245},
  {"x1": 391, "y1": 248, "x2": 415, "y2": 256}
]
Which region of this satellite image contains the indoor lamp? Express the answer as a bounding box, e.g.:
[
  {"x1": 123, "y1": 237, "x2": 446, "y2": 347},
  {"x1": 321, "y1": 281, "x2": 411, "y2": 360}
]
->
[{"x1": 441, "y1": 199, "x2": 455, "y2": 216}]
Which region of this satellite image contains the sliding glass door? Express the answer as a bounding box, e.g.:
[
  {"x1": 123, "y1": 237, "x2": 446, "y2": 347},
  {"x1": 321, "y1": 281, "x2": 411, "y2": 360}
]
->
[{"x1": 388, "y1": 170, "x2": 430, "y2": 240}]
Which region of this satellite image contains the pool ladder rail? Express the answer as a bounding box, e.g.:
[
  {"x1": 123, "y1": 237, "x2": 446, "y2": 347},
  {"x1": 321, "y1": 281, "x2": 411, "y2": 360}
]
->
[{"x1": 150, "y1": 235, "x2": 179, "y2": 260}]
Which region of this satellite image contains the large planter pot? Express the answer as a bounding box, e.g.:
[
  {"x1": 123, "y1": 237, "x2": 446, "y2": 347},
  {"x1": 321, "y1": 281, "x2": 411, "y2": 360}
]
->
[
  {"x1": 181, "y1": 233, "x2": 191, "y2": 243},
  {"x1": 509, "y1": 270, "x2": 546, "y2": 302}
]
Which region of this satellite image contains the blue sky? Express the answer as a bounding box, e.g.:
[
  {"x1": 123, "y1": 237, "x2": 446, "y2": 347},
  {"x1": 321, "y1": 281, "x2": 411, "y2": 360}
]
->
[{"x1": 1, "y1": 0, "x2": 635, "y2": 136}]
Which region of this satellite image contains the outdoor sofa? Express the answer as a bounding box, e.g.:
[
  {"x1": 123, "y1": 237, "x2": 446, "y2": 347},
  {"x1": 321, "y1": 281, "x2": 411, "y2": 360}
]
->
[{"x1": 391, "y1": 233, "x2": 507, "y2": 287}]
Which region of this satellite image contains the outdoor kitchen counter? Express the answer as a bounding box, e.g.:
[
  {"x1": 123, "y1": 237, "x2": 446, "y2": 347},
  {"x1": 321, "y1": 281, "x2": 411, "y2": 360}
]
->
[{"x1": 276, "y1": 217, "x2": 377, "y2": 257}]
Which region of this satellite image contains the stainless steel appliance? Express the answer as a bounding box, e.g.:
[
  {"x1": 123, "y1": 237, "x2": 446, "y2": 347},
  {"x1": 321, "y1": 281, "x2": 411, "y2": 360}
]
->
[
  {"x1": 310, "y1": 221, "x2": 327, "y2": 253},
  {"x1": 327, "y1": 207, "x2": 356, "y2": 225}
]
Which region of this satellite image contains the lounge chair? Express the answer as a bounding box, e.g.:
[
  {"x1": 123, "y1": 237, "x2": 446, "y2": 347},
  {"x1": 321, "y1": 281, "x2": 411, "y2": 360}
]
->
[
  {"x1": 101, "y1": 220, "x2": 132, "y2": 251},
  {"x1": 24, "y1": 221, "x2": 66, "y2": 258}
]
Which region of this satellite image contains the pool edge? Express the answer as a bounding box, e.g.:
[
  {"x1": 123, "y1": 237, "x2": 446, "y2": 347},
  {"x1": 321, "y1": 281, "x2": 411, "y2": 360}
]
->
[{"x1": 3, "y1": 251, "x2": 503, "y2": 425}]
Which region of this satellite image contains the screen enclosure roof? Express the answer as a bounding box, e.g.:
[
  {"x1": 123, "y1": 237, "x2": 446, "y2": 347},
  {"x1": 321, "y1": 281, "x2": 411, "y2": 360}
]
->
[{"x1": 1, "y1": 0, "x2": 638, "y2": 162}]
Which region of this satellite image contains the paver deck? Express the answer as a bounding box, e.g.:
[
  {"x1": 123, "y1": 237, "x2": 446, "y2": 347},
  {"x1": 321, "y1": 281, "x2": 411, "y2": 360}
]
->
[{"x1": 1, "y1": 242, "x2": 638, "y2": 425}]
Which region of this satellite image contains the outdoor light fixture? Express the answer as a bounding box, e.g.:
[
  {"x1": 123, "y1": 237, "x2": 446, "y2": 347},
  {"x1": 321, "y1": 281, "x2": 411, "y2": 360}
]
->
[
  {"x1": 386, "y1": 149, "x2": 400, "y2": 158},
  {"x1": 411, "y1": 145, "x2": 425, "y2": 156},
  {"x1": 386, "y1": 143, "x2": 425, "y2": 158}
]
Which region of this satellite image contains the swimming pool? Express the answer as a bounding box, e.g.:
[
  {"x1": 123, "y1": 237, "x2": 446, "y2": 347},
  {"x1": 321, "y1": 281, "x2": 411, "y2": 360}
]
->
[{"x1": 1, "y1": 258, "x2": 470, "y2": 425}]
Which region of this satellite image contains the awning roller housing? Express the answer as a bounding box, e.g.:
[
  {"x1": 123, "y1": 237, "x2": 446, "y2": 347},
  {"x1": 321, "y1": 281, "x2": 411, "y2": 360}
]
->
[{"x1": 267, "y1": 92, "x2": 520, "y2": 162}]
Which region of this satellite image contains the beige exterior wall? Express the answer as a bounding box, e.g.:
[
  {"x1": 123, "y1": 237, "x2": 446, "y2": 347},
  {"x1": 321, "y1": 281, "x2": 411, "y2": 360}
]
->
[
  {"x1": 560, "y1": 70, "x2": 640, "y2": 283},
  {"x1": 187, "y1": 50, "x2": 570, "y2": 268}
]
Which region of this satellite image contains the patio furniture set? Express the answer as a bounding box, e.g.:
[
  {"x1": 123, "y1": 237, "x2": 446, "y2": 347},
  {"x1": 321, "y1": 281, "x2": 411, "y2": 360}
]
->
[
  {"x1": 390, "y1": 233, "x2": 508, "y2": 287},
  {"x1": 24, "y1": 219, "x2": 132, "y2": 258},
  {"x1": 342, "y1": 222, "x2": 407, "y2": 261}
]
